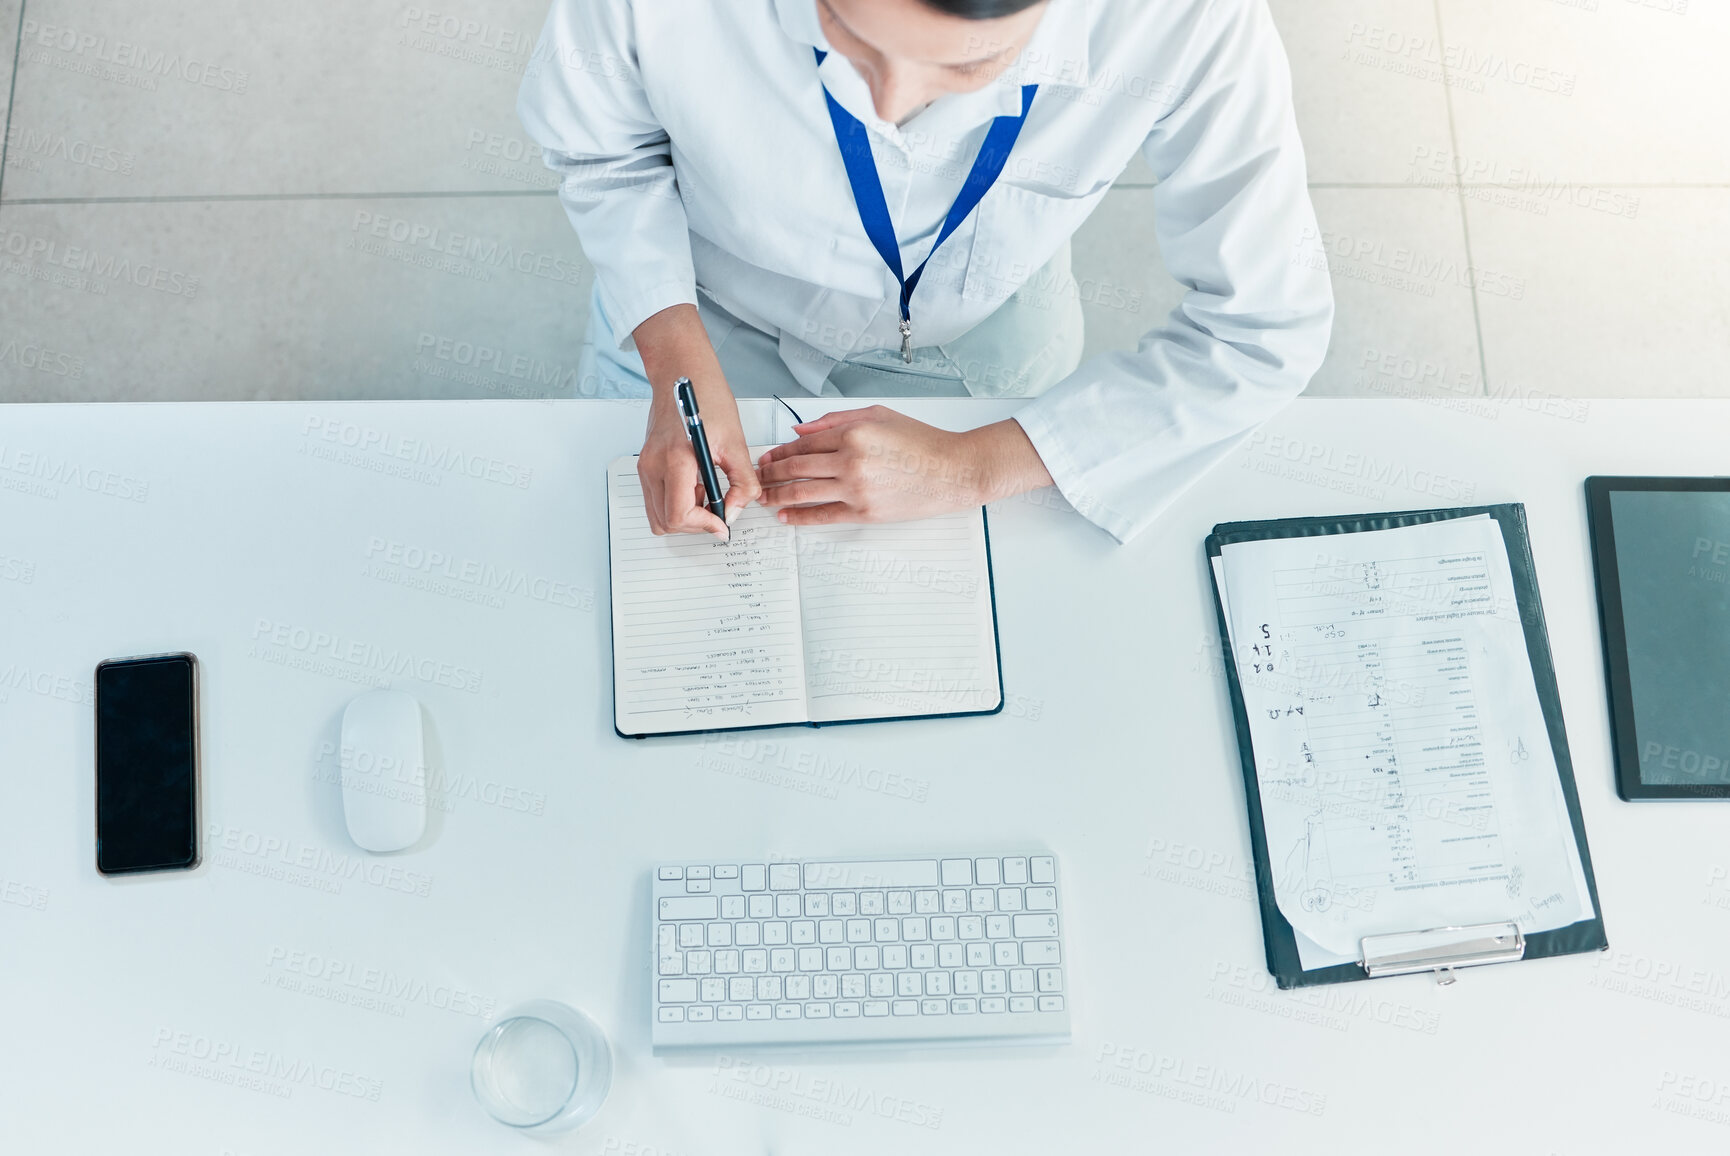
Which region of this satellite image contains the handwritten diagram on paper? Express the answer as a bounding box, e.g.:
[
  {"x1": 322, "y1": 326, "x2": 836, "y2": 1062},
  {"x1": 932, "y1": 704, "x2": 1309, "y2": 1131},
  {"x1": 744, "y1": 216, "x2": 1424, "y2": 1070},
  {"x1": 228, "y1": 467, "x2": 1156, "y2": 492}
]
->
[{"x1": 1217, "y1": 517, "x2": 1594, "y2": 964}]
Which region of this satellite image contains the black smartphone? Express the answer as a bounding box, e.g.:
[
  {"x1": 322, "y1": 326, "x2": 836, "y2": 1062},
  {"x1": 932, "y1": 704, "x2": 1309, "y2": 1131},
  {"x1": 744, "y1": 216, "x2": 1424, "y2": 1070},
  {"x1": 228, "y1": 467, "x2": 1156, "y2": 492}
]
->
[{"x1": 95, "y1": 653, "x2": 200, "y2": 875}]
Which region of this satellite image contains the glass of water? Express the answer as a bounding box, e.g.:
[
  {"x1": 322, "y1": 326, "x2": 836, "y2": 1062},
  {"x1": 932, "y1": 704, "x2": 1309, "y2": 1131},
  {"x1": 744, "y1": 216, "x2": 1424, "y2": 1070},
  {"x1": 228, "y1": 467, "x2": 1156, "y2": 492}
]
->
[{"x1": 471, "y1": 1000, "x2": 612, "y2": 1133}]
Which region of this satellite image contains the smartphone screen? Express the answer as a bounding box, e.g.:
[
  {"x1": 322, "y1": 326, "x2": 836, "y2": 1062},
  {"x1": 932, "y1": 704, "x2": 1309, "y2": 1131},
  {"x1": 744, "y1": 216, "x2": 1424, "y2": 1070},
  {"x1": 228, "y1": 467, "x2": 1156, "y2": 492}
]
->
[{"x1": 95, "y1": 653, "x2": 199, "y2": 875}]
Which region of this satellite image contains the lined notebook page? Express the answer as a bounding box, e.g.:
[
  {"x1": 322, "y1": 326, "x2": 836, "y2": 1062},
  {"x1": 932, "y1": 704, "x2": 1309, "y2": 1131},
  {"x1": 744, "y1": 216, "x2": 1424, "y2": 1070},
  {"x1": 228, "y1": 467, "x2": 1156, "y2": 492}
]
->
[
  {"x1": 796, "y1": 513, "x2": 1001, "y2": 723},
  {"x1": 607, "y1": 455, "x2": 809, "y2": 735}
]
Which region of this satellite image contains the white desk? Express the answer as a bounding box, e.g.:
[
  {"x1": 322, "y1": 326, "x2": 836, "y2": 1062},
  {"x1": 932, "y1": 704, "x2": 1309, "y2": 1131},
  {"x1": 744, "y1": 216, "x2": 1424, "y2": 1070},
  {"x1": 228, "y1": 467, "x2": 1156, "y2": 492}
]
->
[{"x1": 3, "y1": 397, "x2": 1728, "y2": 1154}]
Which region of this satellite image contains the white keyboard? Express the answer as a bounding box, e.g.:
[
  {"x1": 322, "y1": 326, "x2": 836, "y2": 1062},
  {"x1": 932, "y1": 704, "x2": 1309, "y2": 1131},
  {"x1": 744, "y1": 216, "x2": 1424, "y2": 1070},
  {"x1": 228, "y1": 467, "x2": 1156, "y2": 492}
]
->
[{"x1": 651, "y1": 853, "x2": 1069, "y2": 1049}]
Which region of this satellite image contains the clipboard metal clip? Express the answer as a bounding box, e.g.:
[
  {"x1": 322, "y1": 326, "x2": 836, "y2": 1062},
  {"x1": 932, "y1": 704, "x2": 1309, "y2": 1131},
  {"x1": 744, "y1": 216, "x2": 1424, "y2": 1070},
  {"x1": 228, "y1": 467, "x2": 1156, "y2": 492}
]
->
[{"x1": 1360, "y1": 922, "x2": 1525, "y2": 982}]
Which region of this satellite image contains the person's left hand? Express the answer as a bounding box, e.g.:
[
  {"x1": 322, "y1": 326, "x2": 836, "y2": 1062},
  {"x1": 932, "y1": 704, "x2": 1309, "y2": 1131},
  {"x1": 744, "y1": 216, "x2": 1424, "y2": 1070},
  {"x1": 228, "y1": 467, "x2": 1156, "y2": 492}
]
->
[{"x1": 756, "y1": 406, "x2": 1052, "y2": 525}]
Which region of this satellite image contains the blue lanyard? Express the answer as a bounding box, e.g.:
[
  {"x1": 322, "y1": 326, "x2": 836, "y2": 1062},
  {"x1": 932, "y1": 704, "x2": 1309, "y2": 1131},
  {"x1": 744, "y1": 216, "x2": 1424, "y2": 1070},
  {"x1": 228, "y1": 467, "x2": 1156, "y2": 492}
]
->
[{"x1": 815, "y1": 49, "x2": 1037, "y2": 362}]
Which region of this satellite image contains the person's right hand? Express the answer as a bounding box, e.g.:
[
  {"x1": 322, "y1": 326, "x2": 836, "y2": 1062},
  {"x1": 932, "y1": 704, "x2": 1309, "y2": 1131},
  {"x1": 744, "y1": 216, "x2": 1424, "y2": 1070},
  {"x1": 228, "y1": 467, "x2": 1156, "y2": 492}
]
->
[{"x1": 632, "y1": 304, "x2": 761, "y2": 540}]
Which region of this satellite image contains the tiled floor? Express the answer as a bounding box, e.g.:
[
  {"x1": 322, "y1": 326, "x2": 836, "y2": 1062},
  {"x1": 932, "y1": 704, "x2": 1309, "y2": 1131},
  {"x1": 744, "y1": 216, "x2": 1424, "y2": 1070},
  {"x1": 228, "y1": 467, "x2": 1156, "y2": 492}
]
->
[{"x1": 1, "y1": 0, "x2": 1726, "y2": 402}]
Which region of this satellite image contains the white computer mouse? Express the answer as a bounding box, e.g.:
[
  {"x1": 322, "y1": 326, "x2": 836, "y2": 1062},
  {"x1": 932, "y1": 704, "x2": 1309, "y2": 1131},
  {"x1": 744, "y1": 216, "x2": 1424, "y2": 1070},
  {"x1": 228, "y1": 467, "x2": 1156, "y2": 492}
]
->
[{"x1": 339, "y1": 689, "x2": 427, "y2": 853}]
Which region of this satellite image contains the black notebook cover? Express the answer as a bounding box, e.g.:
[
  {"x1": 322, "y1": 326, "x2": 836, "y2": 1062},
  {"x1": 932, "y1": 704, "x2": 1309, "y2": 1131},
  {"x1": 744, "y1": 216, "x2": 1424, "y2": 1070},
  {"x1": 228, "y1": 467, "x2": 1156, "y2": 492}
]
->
[{"x1": 1205, "y1": 504, "x2": 1608, "y2": 988}]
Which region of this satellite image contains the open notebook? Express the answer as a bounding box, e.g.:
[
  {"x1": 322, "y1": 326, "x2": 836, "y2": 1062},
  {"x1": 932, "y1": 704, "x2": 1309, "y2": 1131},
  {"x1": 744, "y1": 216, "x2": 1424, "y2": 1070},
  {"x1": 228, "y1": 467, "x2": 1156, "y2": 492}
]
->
[{"x1": 606, "y1": 451, "x2": 1003, "y2": 737}]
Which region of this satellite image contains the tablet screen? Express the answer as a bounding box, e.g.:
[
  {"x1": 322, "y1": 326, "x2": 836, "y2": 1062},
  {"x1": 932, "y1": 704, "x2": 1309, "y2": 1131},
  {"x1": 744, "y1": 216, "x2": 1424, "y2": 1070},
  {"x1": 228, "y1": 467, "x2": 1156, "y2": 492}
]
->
[{"x1": 1606, "y1": 487, "x2": 1730, "y2": 788}]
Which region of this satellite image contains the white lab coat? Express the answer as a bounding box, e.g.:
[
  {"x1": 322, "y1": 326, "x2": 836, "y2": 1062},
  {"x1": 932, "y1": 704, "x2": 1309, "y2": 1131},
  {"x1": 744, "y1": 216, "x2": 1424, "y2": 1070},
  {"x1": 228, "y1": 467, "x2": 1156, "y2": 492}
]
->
[{"x1": 518, "y1": 0, "x2": 1334, "y2": 542}]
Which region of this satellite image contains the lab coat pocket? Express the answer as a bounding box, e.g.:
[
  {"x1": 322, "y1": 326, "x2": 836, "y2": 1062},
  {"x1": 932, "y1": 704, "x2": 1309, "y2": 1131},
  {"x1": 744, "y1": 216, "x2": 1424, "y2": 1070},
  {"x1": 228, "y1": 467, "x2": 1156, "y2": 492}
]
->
[{"x1": 961, "y1": 180, "x2": 1112, "y2": 307}]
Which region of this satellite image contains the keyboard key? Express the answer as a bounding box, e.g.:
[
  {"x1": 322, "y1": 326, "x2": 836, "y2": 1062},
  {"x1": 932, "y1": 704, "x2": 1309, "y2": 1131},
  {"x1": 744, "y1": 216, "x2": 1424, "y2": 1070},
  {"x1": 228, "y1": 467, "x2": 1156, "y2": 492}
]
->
[
  {"x1": 747, "y1": 895, "x2": 773, "y2": 919},
  {"x1": 864, "y1": 1000, "x2": 889, "y2": 1017},
  {"x1": 911, "y1": 945, "x2": 935, "y2": 969},
  {"x1": 942, "y1": 890, "x2": 968, "y2": 914},
  {"x1": 882, "y1": 946, "x2": 909, "y2": 970},
  {"x1": 688, "y1": 1006, "x2": 714, "y2": 1022},
  {"x1": 1031, "y1": 857, "x2": 1055, "y2": 884},
  {"x1": 1022, "y1": 940, "x2": 1061, "y2": 965},
  {"x1": 758, "y1": 976, "x2": 783, "y2": 1000},
  {"x1": 868, "y1": 972, "x2": 894, "y2": 997},
  {"x1": 897, "y1": 973, "x2": 922, "y2": 996},
  {"x1": 974, "y1": 858, "x2": 1000, "y2": 886},
  {"x1": 814, "y1": 974, "x2": 838, "y2": 999},
  {"x1": 1025, "y1": 887, "x2": 1057, "y2": 911},
  {"x1": 770, "y1": 948, "x2": 794, "y2": 972},
  {"x1": 785, "y1": 975, "x2": 810, "y2": 1000},
  {"x1": 735, "y1": 923, "x2": 761, "y2": 947},
  {"x1": 1009, "y1": 996, "x2": 1035, "y2": 1013},
  {"x1": 714, "y1": 865, "x2": 738, "y2": 880},
  {"x1": 958, "y1": 916, "x2": 984, "y2": 940},
  {"x1": 805, "y1": 1003, "x2": 831, "y2": 1019},
  {"x1": 1010, "y1": 969, "x2": 1035, "y2": 993},
  {"x1": 874, "y1": 918, "x2": 899, "y2": 942},
  {"x1": 915, "y1": 890, "x2": 939, "y2": 914},
  {"x1": 686, "y1": 950, "x2": 712, "y2": 974},
  {"x1": 954, "y1": 970, "x2": 979, "y2": 995},
  {"x1": 791, "y1": 921, "x2": 815, "y2": 945},
  {"x1": 763, "y1": 922, "x2": 788, "y2": 945},
  {"x1": 969, "y1": 889, "x2": 995, "y2": 912},
  {"x1": 1039, "y1": 995, "x2": 1064, "y2": 1012},
  {"x1": 980, "y1": 996, "x2": 1006, "y2": 1013},
  {"x1": 718, "y1": 1004, "x2": 743, "y2": 1021},
  {"x1": 658, "y1": 866, "x2": 683, "y2": 881},
  {"x1": 939, "y1": 944, "x2": 963, "y2": 968},
  {"x1": 658, "y1": 946, "x2": 683, "y2": 976},
  {"x1": 835, "y1": 1001, "x2": 860, "y2": 1017},
  {"x1": 658, "y1": 1007, "x2": 685, "y2": 1022},
  {"x1": 845, "y1": 919, "x2": 872, "y2": 944},
  {"x1": 776, "y1": 894, "x2": 801, "y2": 918},
  {"x1": 798, "y1": 947, "x2": 823, "y2": 972},
  {"x1": 721, "y1": 896, "x2": 746, "y2": 919},
  {"x1": 842, "y1": 974, "x2": 866, "y2": 998},
  {"x1": 888, "y1": 890, "x2": 912, "y2": 915},
  {"x1": 827, "y1": 947, "x2": 851, "y2": 971},
  {"x1": 985, "y1": 916, "x2": 1011, "y2": 939},
  {"x1": 921, "y1": 999, "x2": 948, "y2": 1015},
  {"x1": 769, "y1": 864, "x2": 801, "y2": 891},
  {"x1": 925, "y1": 972, "x2": 950, "y2": 996},
  {"x1": 746, "y1": 1004, "x2": 771, "y2": 1020},
  {"x1": 687, "y1": 866, "x2": 711, "y2": 880},
  {"x1": 1037, "y1": 968, "x2": 1063, "y2": 993},
  {"x1": 716, "y1": 949, "x2": 741, "y2": 974},
  {"x1": 700, "y1": 978, "x2": 726, "y2": 1002},
  {"x1": 804, "y1": 860, "x2": 939, "y2": 889},
  {"x1": 997, "y1": 888, "x2": 1023, "y2": 912},
  {"x1": 940, "y1": 859, "x2": 973, "y2": 887},
  {"x1": 659, "y1": 980, "x2": 698, "y2": 1003},
  {"x1": 860, "y1": 891, "x2": 885, "y2": 915},
  {"x1": 729, "y1": 977, "x2": 753, "y2": 1001},
  {"x1": 742, "y1": 865, "x2": 766, "y2": 892},
  {"x1": 855, "y1": 946, "x2": 880, "y2": 970},
  {"x1": 966, "y1": 943, "x2": 991, "y2": 967},
  {"x1": 679, "y1": 924, "x2": 703, "y2": 948},
  {"x1": 661, "y1": 897, "x2": 717, "y2": 921},
  {"x1": 707, "y1": 924, "x2": 733, "y2": 947},
  {"x1": 775, "y1": 1003, "x2": 801, "y2": 1020},
  {"x1": 982, "y1": 969, "x2": 1006, "y2": 994},
  {"x1": 892, "y1": 1000, "x2": 918, "y2": 1016},
  {"x1": 994, "y1": 942, "x2": 1019, "y2": 967},
  {"x1": 1002, "y1": 857, "x2": 1028, "y2": 885},
  {"x1": 818, "y1": 919, "x2": 843, "y2": 944},
  {"x1": 930, "y1": 917, "x2": 957, "y2": 941},
  {"x1": 804, "y1": 893, "x2": 829, "y2": 917},
  {"x1": 951, "y1": 998, "x2": 978, "y2": 1014},
  {"x1": 743, "y1": 950, "x2": 767, "y2": 973},
  {"x1": 902, "y1": 917, "x2": 928, "y2": 941},
  {"x1": 1014, "y1": 913, "x2": 1059, "y2": 938},
  {"x1": 831, "y1": 892, "x2": 857, "y2": 915}
]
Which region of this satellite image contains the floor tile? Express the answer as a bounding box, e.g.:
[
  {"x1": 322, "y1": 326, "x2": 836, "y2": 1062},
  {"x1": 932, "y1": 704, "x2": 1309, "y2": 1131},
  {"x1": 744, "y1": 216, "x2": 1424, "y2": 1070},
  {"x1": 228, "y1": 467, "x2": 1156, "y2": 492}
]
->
[
  {"x1": 1468, "y1": 188, "x2": 1730, "y2": 397},
  {"x1": 1439, "y1": 0, "x2": 1730, "y2": 183},
  {"x1": 0, "y1": 0, "x2": 21, "y2": 152},
  {"x1": 0, "y1": 193, "x2": 593, "y2": 400},
  {"x1": 1267, "y1": 0, "x2": 1456, "y2": 184},
  {"x1": 1070, "y1": 186, "x2": 1186, "y2": 361},
  {"x1": 1302, "y1": 186, "x2": 1485, "y2": 399},
  {"x1": 3, "y1": 0, "x2": 558, "y2": 198}
]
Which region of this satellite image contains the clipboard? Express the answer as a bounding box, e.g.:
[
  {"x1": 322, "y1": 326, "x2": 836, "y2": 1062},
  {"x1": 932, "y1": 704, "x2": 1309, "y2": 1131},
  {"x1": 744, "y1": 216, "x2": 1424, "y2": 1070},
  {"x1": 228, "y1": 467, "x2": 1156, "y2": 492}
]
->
[{"x1": 1206, "y1": 504, "x2": 1608, "y2": 988}]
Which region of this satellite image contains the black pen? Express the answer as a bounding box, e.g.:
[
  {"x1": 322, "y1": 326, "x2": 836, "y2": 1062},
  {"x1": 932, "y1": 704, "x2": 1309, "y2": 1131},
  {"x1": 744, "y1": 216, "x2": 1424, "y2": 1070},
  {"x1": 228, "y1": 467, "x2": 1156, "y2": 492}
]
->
[{"x1": 673, "y1": 378, "x2": 728, "y2": 534}]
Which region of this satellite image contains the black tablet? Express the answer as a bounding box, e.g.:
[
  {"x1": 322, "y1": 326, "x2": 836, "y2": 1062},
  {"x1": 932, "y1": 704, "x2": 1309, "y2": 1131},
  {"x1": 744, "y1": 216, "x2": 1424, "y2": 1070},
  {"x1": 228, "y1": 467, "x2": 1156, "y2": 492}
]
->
[{"x1": 1586, "y1": 477, "x2": 1730, "y2": 800}]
